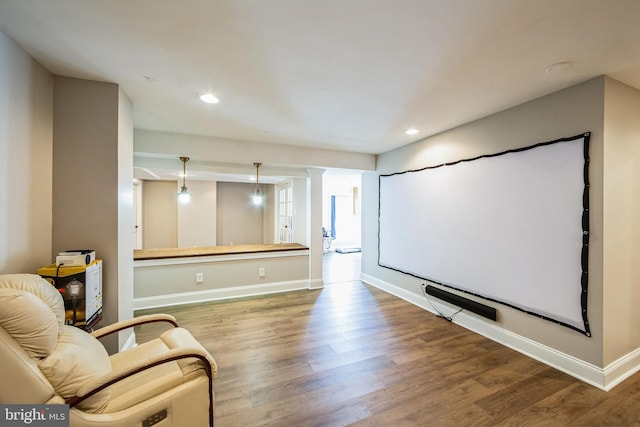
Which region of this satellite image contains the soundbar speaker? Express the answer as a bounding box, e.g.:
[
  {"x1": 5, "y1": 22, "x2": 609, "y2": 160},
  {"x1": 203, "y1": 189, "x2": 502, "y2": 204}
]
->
[{"x1": 425, "y1": 285, "x2": 497, "y2": 321}]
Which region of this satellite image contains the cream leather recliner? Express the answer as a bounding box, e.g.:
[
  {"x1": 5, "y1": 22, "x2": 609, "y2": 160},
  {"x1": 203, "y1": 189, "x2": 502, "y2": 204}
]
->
[{"x1": 0, "y1": 274, "x2": 217, "y2": 426}]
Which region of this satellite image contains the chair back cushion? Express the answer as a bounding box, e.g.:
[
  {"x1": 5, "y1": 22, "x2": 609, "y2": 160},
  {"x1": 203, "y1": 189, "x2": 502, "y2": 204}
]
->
[
  {"x1": 0, "y1": 288, "x2": 59, "y2": 358},
  {"x1": 0, "y1": 327, "x2": 58, "y2": 404},
  {"x1": 0, "y1": 274, "x2": 65, "y2": 328},
  {"x1": 38, "y1": 325, "x2": 112, "y2": 413},
  {"x1": 0, "y1": 274, "x2": 111, "y2": 412}
]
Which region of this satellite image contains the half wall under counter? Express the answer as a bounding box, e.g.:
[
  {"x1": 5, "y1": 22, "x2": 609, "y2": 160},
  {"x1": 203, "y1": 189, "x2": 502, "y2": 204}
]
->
[{"x1": 134, "y1": 243, "x2": 311, "y2": 310}]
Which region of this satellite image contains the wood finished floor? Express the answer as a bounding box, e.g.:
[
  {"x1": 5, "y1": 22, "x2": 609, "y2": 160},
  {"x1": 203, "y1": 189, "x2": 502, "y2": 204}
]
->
[{"x1": 135, "y1": 280, "x2": 640, "y2": 426}]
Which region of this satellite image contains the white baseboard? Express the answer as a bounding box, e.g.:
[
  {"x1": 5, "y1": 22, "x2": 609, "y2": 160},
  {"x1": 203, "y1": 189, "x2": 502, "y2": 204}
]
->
[
  {"x1": 134, "y1": 279, "x2": 311, "y2": 311},
  {"x1": 308, "y1": 278, "x2": 324, "y2": 290},
  {"x1": 603, "y1": 347, "x2": 640, "y2": 390},
  {"x1": 360, "y1": 273, "x2": 640, "y2": 391}
]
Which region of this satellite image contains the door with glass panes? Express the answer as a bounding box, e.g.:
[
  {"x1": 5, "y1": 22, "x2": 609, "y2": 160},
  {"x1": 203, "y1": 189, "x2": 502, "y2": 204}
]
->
[{"x1": 277, "y1": 182, "x2": 293, "y2": 243}]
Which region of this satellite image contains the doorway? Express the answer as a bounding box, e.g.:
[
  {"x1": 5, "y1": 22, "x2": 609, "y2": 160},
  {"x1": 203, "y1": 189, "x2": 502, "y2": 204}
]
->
[{"x1": 322, "y1": 172, "x2": 362, "y2": 284}]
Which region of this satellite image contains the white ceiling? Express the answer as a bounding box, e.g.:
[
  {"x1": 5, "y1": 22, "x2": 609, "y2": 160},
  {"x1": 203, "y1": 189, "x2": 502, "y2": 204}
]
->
[
  {"x1": 1, "y1": 0, "x2": 639, "y2": 158},
  {"x1": 132, "y1": 153, "x2": 308, "y2": 184}
]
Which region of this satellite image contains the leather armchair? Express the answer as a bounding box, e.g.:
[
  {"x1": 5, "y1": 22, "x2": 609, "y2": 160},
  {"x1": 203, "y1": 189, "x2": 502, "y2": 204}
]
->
[{"x1": 0, "y1": 274, "x2": 217, "y2": 426}]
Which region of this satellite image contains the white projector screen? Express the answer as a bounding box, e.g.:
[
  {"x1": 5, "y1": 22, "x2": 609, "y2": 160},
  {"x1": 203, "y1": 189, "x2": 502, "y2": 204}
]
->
[{"x1": 378, "y1": 133, "x2": 590, "y2": 335}]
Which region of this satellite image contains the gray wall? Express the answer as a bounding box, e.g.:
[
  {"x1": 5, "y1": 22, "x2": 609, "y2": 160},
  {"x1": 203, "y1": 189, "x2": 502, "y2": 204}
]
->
[
  {"x1": 216, "y1": 181, "x2": 274, "y2": 245},
  {"x1": 178, "y1": 180, "x2": 217, "y2": 247},
  {"x1": 52, "y1": 76, "x2": 134, "y2": 353},
  {"x1": 140, "y1": 180, "x2": 277, "y2": 248},
  {"x1": 143, "y1": 180, "x2": 178, "y2": 249},
  {"x1": 601, "y1": 77, "x2": 640, "y2": 365},
  {"x1": 141, "y1": 179, "x2": 219, "y2": 249},
  {"x1": 134, "y1": 254, "x2": 309, "y2": 299},
  {"x1": 1, "y1": 31, "x2": 135, "y2": 353},
  {"x1": 0, "y1": 30, "x2": 53, "y2": 273}
]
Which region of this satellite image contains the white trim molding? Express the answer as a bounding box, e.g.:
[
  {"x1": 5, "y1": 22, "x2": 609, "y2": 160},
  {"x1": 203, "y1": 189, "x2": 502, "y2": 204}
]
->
[
  {"x1": 134, "y1": 249, "x2": 309, "y2": 268},
  {"x1": 603, "y1": 347, "x2": 640, "y2": 390},
  {"x1": 360, "y1": 273, "x2": 640, "y2": 391},
  {"x1": 134, "y1": 279, "x2": 310, "y2": 310},
  {"x1": 308, "y1": 278, "x2": 324, "y2": 290}
]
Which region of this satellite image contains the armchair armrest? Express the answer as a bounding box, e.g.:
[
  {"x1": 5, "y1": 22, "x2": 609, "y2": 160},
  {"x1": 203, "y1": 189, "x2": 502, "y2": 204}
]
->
[
  {"x1": 90, "y1": 314, "x2": 178, "y2": 340},
  {"x1": 66, "y1": 347, "x2": 215, "y2": 425}
]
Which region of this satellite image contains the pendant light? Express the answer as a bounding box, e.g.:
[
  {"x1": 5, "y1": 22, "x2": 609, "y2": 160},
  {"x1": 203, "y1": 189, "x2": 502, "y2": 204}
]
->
[
  {"x1": 177, "y1": 156, "x2": 191, "y2": 204},
  {"x1": 252, "y1": 162, "x2": 263, "y2": 205}
]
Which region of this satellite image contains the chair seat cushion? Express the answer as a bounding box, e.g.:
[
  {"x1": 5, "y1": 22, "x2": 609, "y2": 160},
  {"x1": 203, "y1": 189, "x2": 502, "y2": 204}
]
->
[
  {"x1": 104, "y1": 327, "x2": 215, "y2": 413},
  {"x1": 38, "y1": 325, "x2": 111, "y2": 413},
  {"x1": 104, "y1": 338, "x2": 186, "y2": 412}
]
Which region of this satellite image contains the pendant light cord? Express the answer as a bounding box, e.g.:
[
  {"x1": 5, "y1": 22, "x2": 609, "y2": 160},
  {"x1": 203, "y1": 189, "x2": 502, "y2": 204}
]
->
[
  {"x1": 254, "y1": 162, "x2": 262, "y2": 192},
  {"x1": 180, "y1": 156, "x2": 189, "y2": 191}
]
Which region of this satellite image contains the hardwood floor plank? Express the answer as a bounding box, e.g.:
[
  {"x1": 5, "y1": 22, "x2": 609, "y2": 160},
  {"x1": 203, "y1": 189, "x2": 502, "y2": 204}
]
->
[
  {"x1": 358, "y1": 377, "x2": 494, "y2": 427},
  {"x1": 568, "y1": 377, "x2": 640, "y2": 426},
  {"x1": 474, "y1": 368, "x2": 576, "y2": 422},
  {"x1": 248, "y1": 355, "x2": 394, "y2": 407},
  {"x1": 358, "y1": 362, "x2": 460, "y2": 416},
  {"x1": 470, "y1": 351, "x2": 551, "y2": 392},
  {"x1": 494, "y1": 381, "x2": 609, "y2": 426}
]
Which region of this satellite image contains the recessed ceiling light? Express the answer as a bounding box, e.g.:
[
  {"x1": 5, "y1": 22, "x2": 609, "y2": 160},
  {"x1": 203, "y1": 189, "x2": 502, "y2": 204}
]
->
[
  {"x1": 405, "y1": 128, "x2": 419, "y2": 135},
  {"x1": 544, "y1": 61, "x2": 573, "y2": 75},
  {"x1": 200, "y1": 93, "x2": 219, "y2": 104}
]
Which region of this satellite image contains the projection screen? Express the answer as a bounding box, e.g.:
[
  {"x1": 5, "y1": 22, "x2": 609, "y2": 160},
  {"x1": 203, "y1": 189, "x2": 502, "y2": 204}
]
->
[{"x1": 378, "y1": 133, "x2": 590, "y2": 335}]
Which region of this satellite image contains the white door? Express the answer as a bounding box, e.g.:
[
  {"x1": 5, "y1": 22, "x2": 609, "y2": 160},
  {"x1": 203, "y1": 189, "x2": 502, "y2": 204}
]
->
[
  {"x1": 133, "y1": 180, "x2": 143, "y2": 249},
  {"x1": 277, "y1": 182, "x2": 293, "y2": 243}
]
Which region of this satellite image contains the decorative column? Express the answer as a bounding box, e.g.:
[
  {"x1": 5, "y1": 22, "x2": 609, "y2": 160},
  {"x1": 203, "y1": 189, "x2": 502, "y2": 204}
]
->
[{"x1": 307, "y1": 168, "x2": 325, "y2": 289}]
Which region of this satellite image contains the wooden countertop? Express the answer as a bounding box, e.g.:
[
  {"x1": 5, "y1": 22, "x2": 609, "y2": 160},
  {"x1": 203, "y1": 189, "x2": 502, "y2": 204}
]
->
[{"x1": 134, "y1": 243, "x2": 309, "y2": 261}]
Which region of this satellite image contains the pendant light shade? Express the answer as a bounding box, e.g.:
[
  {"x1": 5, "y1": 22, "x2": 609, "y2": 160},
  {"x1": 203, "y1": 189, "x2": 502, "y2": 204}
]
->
[
  {"x1": 177, "y1": 156, "x2": 191, "y2": 204},
  {"x1": 252, "y1": 162, "x2": 263, "y2": 205}
]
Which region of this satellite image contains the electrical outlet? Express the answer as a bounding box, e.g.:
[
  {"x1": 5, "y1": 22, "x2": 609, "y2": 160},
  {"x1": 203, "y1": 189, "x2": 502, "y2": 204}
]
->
[
  {"x1": 259, "y1": 267, "x2": 265, "y2": 277},
  {"x1": 196, "y1": 273, "x2": 204, "y2": 283}
]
